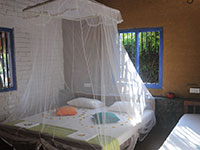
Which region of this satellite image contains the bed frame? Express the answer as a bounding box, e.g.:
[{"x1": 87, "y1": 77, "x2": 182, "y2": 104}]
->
[
  {"x1": 0, "y1": 121, "x2": 137, "y2": 150},
  {"x1": 0, "y1": 94, "x2": 155, "y2": 150},
  {"x1": 184, "y1": 100, "x2": 200, "y2": 114}
]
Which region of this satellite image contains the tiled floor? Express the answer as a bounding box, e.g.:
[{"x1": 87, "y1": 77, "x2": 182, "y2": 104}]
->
[
  {"x1": 134, "y1": 126, "x2": 172, "y2": 150},
  {"x1": 0, "y1": 139, "x2": 13, "y2": 150}
]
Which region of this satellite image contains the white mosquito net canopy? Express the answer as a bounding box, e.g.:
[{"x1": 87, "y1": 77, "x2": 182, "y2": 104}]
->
[{"x1": 1, "y1": 0, "x2": 155, "y2": 150}]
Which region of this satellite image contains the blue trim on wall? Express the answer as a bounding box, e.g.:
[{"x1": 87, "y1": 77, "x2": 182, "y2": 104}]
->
[
  {"x1": 119, "y1": 27, "x2": 163, "y2": 89},
  {"x1": 0, "y1": 27, "x2": 13, "y2": 32},
  {"x1": 159, "y1": 28, "x2": 163, "y2": 89},
  {"x1": 135, "y1": 32, "x2": 140, "y2": 72},
  {"x1": 119, "y1": 27, "x2": 163, "y2": 33},
  {"x1": 0, "y1": 27, "x2": 17, "y2": 92}
]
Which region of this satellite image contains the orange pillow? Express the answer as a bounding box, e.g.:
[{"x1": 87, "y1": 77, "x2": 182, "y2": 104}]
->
[{"x1": 56, "y1": 106, "x2": 77, "y2": 116}]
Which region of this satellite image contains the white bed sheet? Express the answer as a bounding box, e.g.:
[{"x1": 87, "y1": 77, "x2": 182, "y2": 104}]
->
[
  {"x1": 159, "y1": 114, "x2": 200, "y2": 150},
  {"x1": 20, "y1": 107, "x2": 155, "y2": 145}
]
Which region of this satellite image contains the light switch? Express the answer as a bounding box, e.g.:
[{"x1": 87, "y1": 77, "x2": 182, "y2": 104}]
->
[{"x1": 189, "y1": 88, "x2": 200, "y2": 94}]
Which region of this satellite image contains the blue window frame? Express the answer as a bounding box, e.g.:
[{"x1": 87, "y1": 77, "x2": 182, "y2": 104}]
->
[
  {"x1": 119, "y1": 27, "x2": 163, "y2": 89},
  {"x1": 0, "y1": 27, "x2": 16, "y2": 92}
]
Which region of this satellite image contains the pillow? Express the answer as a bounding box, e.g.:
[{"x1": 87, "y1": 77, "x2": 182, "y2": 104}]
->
[
  {"x1": 108, "y1": 101, "x2": 138, "y2": 113},
  {"x1": 56, "y1": 106, "x2": 77, "y2": 116},
  {"x1": 67, "y1": 97, "x2": 103, "y2": 109},
  {"x1": 92, "y1": 112, "x2": 120, "y2": 124}
]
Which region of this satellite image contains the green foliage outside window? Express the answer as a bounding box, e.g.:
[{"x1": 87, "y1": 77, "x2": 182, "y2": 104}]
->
[{"x1": 120, "y1": 31, "x2": 160, "y2": 84}]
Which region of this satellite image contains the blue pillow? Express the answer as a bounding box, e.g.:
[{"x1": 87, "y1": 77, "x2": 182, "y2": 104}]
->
[{"x1": 92, "y1": 112, "x2": 120, "y2": 124}]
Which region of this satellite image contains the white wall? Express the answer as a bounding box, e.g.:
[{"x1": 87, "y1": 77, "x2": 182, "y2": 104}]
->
[{"x1": 0, "y1": 0, "x2": 64, "y2": 121}]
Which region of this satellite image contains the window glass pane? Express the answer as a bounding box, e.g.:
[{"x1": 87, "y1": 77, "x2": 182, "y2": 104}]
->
[
  {"x1": 119, "y1": 28, "x2": 162, "y2": 88},
  {"x1": 120, "y1": 32, "x2": 136, "y2": 66},
  {"x1": 139, "y1": 31, "x2": 160, "y2": 84},
  {"x1": 0, "y1": 29, "x2": 15, "y2": 91}
]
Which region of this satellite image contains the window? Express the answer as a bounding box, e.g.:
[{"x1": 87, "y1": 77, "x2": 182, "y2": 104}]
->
[
  {"x1": 119, "y1": 27, "x2": 163, "y2": 89},
  {"x1": 0, "y1": 27, "x2": 16, "y2": 92}
]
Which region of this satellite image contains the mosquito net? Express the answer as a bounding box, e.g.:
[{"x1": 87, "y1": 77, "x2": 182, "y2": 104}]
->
[{"x1": 0, "y1": 0, "x2": 156, "y2": 150}]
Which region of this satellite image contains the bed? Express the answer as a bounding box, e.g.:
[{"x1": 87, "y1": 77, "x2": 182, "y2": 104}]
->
[
  {"x1": 159, "y1": 100, "x2": 200, "y2": 150},
  {"x1": 0, "y1": 104, "x2": 155, "y2": 150}
]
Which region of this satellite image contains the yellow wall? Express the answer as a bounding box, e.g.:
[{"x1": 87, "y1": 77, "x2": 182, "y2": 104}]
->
[{"x1": 97, "y1": 0, "x2": 200, "y2": 98}]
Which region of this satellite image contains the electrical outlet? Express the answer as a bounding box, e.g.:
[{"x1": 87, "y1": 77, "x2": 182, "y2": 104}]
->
[{"x1": 189, "y1": 88, "x2": 200, "y2": 94}]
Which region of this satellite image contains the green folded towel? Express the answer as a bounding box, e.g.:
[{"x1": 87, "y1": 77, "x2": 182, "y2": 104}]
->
[
  {"x1": 89, "y1": 135, "x2": 120, "y2": 150},
  {"x1": 92, "y1": 112, "x2": 120, "y2": 124},
  {"x1": 30, "y1": 124, "x2": 77, "y2": 138}
]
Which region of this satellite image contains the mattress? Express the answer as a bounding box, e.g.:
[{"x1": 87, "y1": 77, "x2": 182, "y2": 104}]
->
[
  {"x1": 159, "y1": 114, "x2": 200, "y2": 150},
  {"x1": 14, "y1": 107, "x2": 155, "y2": 146}
]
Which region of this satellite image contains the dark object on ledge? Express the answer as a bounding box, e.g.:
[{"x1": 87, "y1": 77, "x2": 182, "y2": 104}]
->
[{"x1": 166, "y1": 92, "x2": 176, "y2": 99}]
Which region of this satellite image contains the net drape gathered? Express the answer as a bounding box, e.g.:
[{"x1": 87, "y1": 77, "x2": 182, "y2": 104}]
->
[{"x1": 2, "y1": 0, "x2": 156, "y2": 150}]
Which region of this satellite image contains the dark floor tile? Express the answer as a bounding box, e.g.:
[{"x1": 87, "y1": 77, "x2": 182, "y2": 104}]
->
[
  {"x1": 134, "y1": 126, "x2": 172, "y2": 150},
  {"x1": 0, "y1": 138, "x2": 13, "y2": 150}
]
